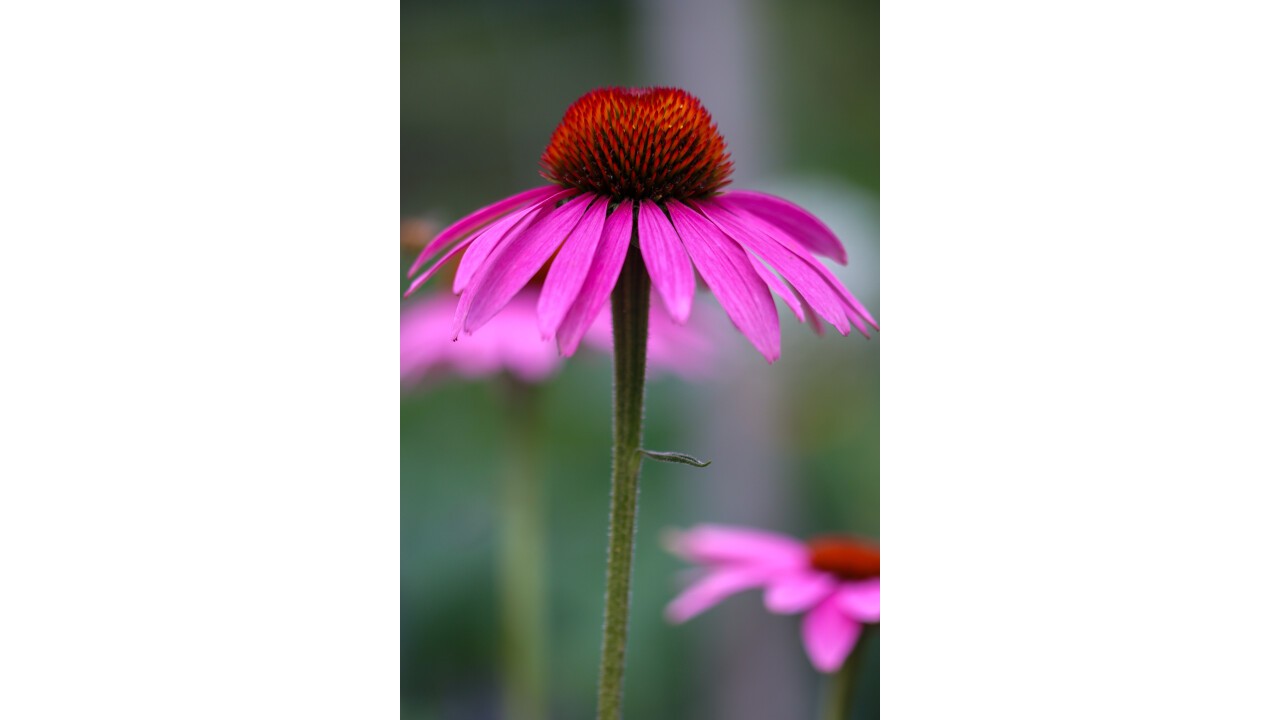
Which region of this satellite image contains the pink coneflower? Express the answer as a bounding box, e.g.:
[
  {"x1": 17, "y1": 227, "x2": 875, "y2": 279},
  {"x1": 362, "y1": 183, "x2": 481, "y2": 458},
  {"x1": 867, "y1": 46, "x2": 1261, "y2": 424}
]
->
[
  {"x1": 400, "y1": 288, "x2": 714, "y2": 385},
  {"x1": 404, "y1": 87, "x2": 877, "y2": 362},
  {"x1": 665, "y1": 524, "x2": 880, "y2": 673},
  {"x1": 400, "y1": 289, "x2": 562, "y2": 384}
]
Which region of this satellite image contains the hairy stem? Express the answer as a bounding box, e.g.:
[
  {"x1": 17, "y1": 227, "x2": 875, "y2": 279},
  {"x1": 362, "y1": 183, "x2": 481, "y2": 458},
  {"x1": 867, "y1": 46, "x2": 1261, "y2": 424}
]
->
[{"x1": 595, "y1": 246, "x2": 650, "y2": 720}]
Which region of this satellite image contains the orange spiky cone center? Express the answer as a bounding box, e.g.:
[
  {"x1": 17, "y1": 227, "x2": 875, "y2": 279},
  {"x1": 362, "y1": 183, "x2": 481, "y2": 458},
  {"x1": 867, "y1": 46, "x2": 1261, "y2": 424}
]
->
[{"x1": 540, "y1": 87, "x2": 734, "y2": 203}]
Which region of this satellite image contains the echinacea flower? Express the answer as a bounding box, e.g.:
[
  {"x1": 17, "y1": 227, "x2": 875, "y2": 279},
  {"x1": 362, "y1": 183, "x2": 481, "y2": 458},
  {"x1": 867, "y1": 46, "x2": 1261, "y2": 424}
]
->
[
  {"x1": 665, "y1": 524, "x2": 880, "y2": 673},
  {"x1": 404, "y1": 87, "x2": 877, "y2": 362},
  {"x1": 400, "y1": 287, "x2": 714, "y2": 385}
]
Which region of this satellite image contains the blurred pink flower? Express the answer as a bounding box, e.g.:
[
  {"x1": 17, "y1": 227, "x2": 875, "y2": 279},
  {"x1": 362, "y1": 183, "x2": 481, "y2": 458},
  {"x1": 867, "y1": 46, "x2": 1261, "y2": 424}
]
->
[
  {"x1": 403, "y1": 87, "x2": 877, "y2": 363},
  {"x1": 401, "y1": 288, "x2": 713, "y2": 386},
  {"x1": 665, "y1": 524, "x2": 880, "y2": 673}
]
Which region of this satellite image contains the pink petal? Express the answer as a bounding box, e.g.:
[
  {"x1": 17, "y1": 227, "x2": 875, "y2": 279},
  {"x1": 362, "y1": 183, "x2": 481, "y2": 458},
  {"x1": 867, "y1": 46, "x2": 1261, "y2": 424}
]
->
[
  {"x1": 745, "y1": 252, "x2": 805, "y2": 323},
  {"x1": 401, "y1": 290, "x2": 563, "y2": 384},
  {"x1": 796, "y1": 291, "x2": 827, "y2": 336},
  {"x1": 457, "y1": 292, "x2": 561, "y2": 381},
  {"x1": 835, "y1": 281, "x2": 877, "y2": 334},
  {"x1": 400, "y1": 295, "x2": 455, "y2": 383},
  {"x1": 724, "y1": 201, "x2": 878, "y2": 335},
  {"x1": 664, "y1": 565, "x2": 776, "y2": 624},
  {"x1": 835, "y1": 578, "x2": 880, "y2": 623},
  {"x1": 638, "y1": 200, "x2": 695, "y2": 323},
  {"x1": 408, "y1": 185, "x2": 560, "y2": 277},
  {"x1": 721, "y1": 189, "x2": 848, "y2": 265},
  {"x1": 710, "y1": 200, "x2": 877, "y2": 333},
  {"x1": 665, "y1": 524, "x2": 808, "y2": 568},
  {"x1": 763, "y1": 571, "x2": 838, "y2": 614},
  {"x1": 503, "y1": 349, "x2": 561, "y2": 382},
  {"x1": 802, "y1": 595, "x2": 862, "y2": 673},
  {"x1": 453, "y1": 188, "x2": 576, "y2": 293},
  {"x1": 636, "y1": 300, "x2": 718, "y2": 379},
  {"x1": 492, "y1": 327, "x2": 561, "y2": 382},
  {"x1": 537, "y1": 196, "x2": 608, "y2": 339},
  {"x1": 455, "y1": 193, "x2": 594, "y2": 337},
  {"x1": 668, "y1": 201, "x2": 781, "y2": 362},
  {"x1": 700, "y1": 201, "x2": 854, "y2": 336},
  {"x1": 556, "y1": 201, "x2": 634, "y2": 357},
  {"x1": 402, "y1": 238, "x2": 473, "y2": 299}
]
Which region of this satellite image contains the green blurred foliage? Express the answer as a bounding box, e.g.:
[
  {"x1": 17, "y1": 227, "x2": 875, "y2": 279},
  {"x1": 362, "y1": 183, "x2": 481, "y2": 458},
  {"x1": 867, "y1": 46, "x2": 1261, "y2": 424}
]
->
[{"x1": 402, "y1": 0, "x2": 878, "y2": 717}]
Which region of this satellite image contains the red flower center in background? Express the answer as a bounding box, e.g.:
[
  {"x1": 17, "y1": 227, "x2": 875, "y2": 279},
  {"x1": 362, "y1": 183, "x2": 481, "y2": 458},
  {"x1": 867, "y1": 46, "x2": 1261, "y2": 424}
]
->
[
  {"x1": 808, "y1": 536, "x2": 880, "y2": 580},
  {"x1": 540, "y1": 87, "x2": 734, "y2": 203}
]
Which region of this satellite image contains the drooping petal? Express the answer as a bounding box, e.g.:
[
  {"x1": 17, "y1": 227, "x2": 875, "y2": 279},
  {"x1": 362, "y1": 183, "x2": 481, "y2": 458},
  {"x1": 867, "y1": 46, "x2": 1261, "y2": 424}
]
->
[
  {"x1": 709, "y1": 200, "x2": 877, "y2": 334},
  {"x1": 763, "y1": 570, "x2": 839, "y2": 614},
  {"x1": 402, "y1": 238, "x2": 473, "y2": 298},
  {"x1": 408, "y1": 185, "x2": 561, "y2": 277},
  {"x1": 664, "y1": 565, "x2": 777, "y2": 624},
  {"x1": 796, "y1": 291, "x2": 827, "y2": 336},
  {"x1": 455, "y1": 193, "x2": 594, "y2": 337},
  {"x1": 721, "y1": 189, "x2": 847, "y2": 265},
  {"x1": 699, "y1": 201, "x2": 853, "y2": 335},
  {"x1": 667, "y1": 201, "x2": 781, "y2": 362},
  {"x1": 537, "y1": 196, "x2": 609, "y2": 338},
  {"x1": 453, "y1": 188, "x2": 576, "y2": 293},
  {"x1": 665, "y1": 524, "x2": 809, "y2": 568},
  {"x1": 802, "y1": 594, "x2": 862, "y2": 673},
  {"x1": 452, "y1": 210, "x2": 530, "y2": 295},
  {"x1": 745, "y1": 252, "x2": 805, "y2": 323},
  {"x1": 833, "y1": 280, "x2": 877, "y2": 334},
  {"x1": 834, "y1": 578, "x2": 880, "y2": 623},
  {"x1": 556, "y1": 200, "x2": 634, "y2": 356},
  {"x1": 638, "y1": 200, "x2": 695, "y2": 323}
]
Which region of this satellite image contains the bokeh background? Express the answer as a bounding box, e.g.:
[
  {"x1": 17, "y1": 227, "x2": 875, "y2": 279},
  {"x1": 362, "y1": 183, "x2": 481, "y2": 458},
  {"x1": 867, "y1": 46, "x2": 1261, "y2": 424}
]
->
[{"x1": 402, "y1": 0, "x2": 878, "y2": 717}]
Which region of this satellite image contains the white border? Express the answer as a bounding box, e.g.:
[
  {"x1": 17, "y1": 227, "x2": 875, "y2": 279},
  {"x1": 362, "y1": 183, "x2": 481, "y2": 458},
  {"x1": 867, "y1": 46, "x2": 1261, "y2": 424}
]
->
[
  {"x1": 883, "y1": 0, "x2": 1280, "y2": 716},
  {"x1": 1, "y1": 2, "x2": 400, "y2": 717}
]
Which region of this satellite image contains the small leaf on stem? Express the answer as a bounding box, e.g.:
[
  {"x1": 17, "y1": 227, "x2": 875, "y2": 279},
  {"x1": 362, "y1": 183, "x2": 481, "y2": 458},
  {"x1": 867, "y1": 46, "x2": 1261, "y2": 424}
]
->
[{"x1": 637, "y1": 449, "x2": 712, "y2": 468}]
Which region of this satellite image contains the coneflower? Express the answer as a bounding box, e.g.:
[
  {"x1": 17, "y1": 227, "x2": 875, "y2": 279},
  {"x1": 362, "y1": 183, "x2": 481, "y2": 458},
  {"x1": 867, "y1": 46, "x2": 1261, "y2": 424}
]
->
[
  {"x1": 404, "y1": 87, "x2": 877, "y2": 361},
  {"x1": 666, "y1": 525, "x2": 880, "y2": 718}
]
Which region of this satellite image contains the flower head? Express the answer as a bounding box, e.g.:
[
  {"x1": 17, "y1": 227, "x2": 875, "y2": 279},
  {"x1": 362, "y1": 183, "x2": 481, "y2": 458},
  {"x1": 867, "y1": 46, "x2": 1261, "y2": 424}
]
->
[
  {"x1": 405, "y1": 87, "x2": 877, "y2": 362},
  {"x1": 540, "y1": 87, "x2": 732, "y2": 202},
  {"x1": 664, "y1": 524, "x2": 880, "y2": 673}
]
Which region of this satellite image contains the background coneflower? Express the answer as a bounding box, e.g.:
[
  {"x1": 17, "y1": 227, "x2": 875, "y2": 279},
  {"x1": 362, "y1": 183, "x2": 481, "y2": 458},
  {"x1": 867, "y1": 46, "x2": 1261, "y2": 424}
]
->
[
  {"x1": 401, "y1": 289, "x2": 714, "y2": 386},
  {"x1": 665, "y1": 524, "x2": 880, "y2": 718}
]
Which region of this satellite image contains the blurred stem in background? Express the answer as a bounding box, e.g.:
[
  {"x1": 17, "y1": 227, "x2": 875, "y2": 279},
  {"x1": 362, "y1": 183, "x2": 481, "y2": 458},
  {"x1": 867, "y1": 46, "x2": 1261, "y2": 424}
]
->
[
  {"x1": 821, "y1": 626, "x2": 877, "y2": 720},
  {"x1": 821, "y1": 654, "x2": 855, "y2": 720},
  {"x1": 596, "y1": 246, "x2": 650, "y2": 720},
  {"x1": 499, "y1": 379, "x2": 547, "y2": 720}
]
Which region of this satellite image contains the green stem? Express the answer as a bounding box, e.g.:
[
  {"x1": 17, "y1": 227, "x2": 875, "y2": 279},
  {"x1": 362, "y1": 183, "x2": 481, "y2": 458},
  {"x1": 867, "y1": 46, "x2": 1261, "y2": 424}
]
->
[
  {"x1": 821, "y1": 651, "x2": 858, "y2": 720},
  {"x1": 498, "y1": 380, "x2": 547, "y2": 720},
  {"x1": 819, "y1": 622, "x2": 880, "y2": 717},
  {"x1": 595, "y1": 246, "x2": 650, "y2": 720}
]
